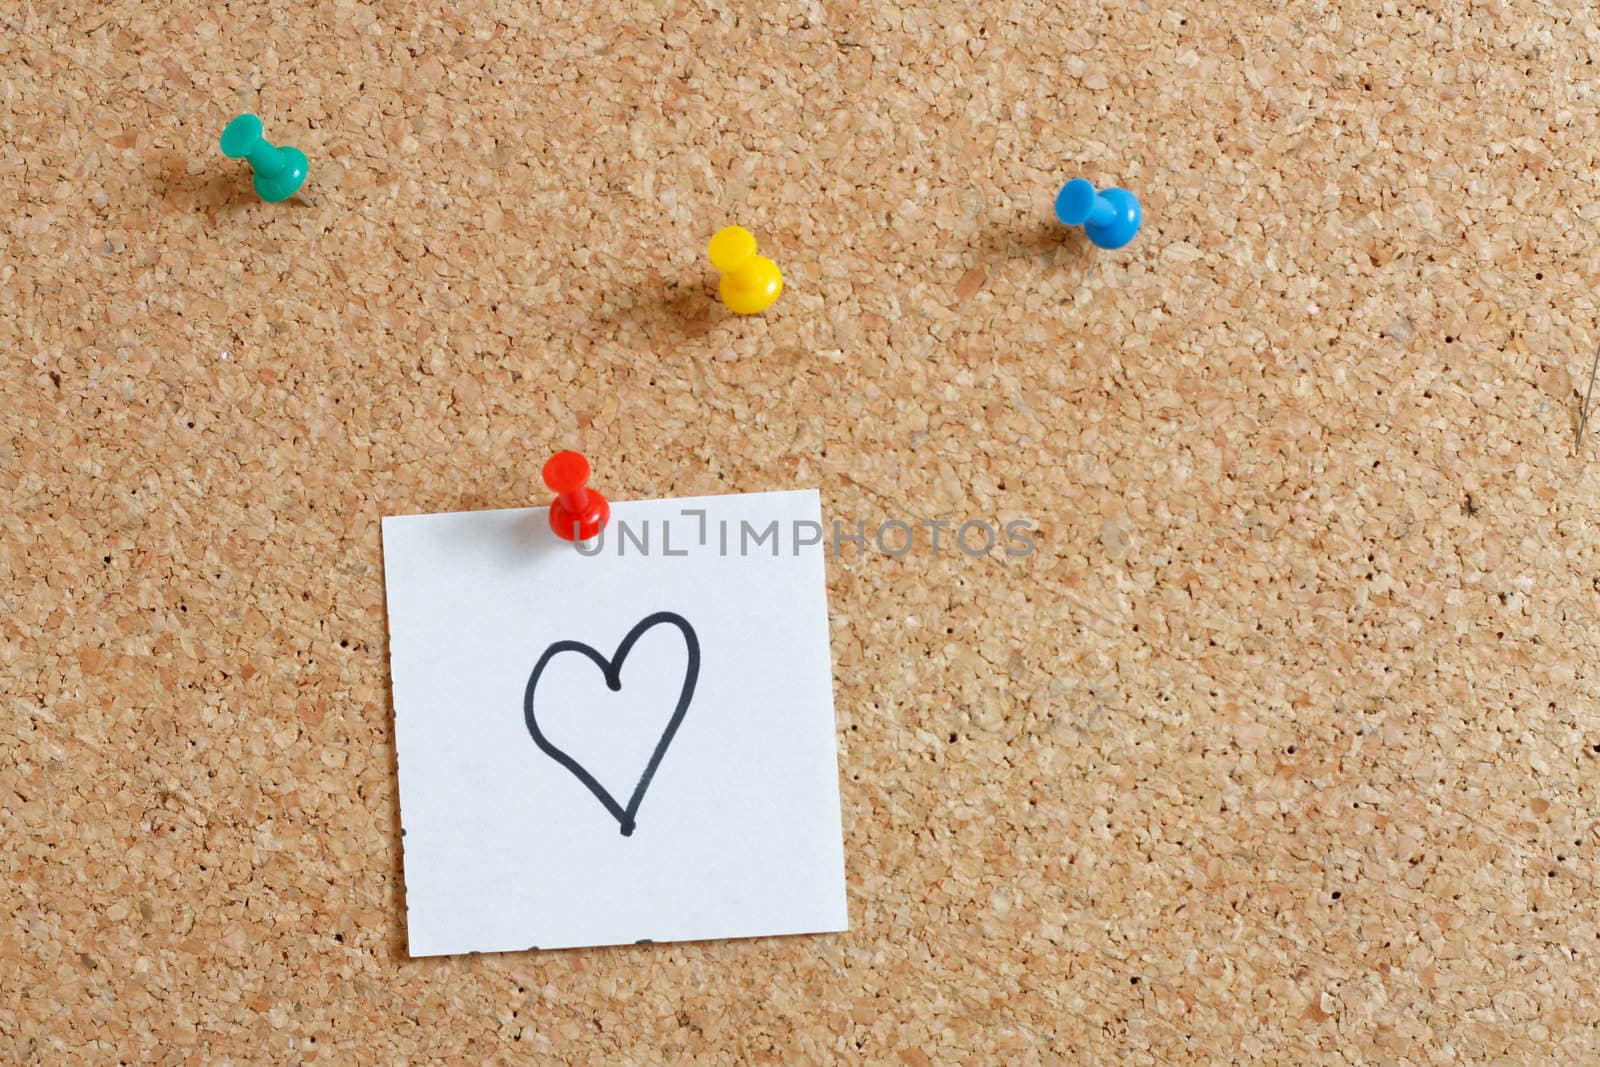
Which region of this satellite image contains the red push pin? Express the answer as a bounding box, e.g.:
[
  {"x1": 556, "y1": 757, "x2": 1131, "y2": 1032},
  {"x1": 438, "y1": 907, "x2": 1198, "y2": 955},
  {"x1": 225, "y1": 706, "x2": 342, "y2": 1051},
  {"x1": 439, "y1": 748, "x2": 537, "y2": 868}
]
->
[{"x1": 543, "y1": 450, "x2": 610, "y2": 542}]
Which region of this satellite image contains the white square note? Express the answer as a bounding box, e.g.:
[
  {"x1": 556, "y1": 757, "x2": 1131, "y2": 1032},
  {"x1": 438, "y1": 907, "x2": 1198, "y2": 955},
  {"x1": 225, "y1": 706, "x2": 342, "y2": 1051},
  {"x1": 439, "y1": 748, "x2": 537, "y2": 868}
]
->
[{"x1": 382, "y1": 489, "x2": 847, "y2": 956}]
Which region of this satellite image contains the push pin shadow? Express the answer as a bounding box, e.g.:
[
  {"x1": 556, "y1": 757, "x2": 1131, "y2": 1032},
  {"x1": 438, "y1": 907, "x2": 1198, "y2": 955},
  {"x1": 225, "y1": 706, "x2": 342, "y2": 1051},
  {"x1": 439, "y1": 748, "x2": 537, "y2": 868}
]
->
[
  {"x1": 1578, "y1": 336, "x2": 1600, "y2": 452},
  {"x1": 1055, "y1": 178, "x2": 1141, "y2": 250},
  {"x1": 220, "y1": 113, "x2": 309, "y2": 203},
  {"x1": 544, "y1": 451, "x2": 610, "y2": 543}
]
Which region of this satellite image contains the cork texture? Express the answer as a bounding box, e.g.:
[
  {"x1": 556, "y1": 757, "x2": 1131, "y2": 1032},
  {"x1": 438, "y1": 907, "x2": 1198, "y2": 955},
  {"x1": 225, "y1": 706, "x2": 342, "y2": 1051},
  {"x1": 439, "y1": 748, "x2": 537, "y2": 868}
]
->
[{"x1": 4, "y1": 1, "x2": 1600, "y2": 1061}]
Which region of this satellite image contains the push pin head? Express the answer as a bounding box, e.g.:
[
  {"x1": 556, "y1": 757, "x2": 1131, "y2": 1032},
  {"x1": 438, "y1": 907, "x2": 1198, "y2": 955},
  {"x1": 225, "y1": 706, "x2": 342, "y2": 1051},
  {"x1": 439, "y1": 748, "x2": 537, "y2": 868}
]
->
[
  {"x1": 220, "y1": 113, "x2": 309, "y2": 203},
  {"x1": 1055, "y1": 178, "x2": 1141, "y2": 250},
  {"x1": 709, "y1": 226, "x2": 783, "y2": 315},
  {"x1": 543, "y1": 450, "x2": 610, "y2": 542}
]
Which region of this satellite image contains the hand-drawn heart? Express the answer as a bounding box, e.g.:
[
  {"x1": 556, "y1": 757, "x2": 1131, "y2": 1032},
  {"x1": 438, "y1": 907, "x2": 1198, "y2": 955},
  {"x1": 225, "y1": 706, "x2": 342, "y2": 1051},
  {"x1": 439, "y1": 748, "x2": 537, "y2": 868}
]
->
[{"x1": 522, "y1": 611, "x2": 700, "y2": 837}]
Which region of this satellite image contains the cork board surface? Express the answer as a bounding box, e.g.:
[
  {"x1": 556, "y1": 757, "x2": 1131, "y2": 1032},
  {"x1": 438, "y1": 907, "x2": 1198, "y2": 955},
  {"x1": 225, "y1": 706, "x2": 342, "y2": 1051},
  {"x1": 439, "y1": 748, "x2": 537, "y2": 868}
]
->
[{"x1": 4, "y1": 0, "x2": 1600, "y2": 1061}]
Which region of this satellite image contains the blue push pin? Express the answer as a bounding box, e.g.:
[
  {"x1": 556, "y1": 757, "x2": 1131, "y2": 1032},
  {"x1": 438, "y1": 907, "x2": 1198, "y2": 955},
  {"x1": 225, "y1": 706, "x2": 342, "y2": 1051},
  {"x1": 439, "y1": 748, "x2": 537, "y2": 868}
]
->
[
  {"x1": 1054, "y1": 178, "x2": 1141, "y2": 250},
  {"x1": 219, "y1": 113, "x2": 308, "y2": 203}
]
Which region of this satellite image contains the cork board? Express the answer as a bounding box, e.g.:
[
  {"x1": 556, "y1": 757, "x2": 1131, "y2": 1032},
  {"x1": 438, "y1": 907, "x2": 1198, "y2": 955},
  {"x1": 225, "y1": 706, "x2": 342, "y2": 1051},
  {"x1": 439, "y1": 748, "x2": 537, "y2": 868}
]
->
[{"x1": 3, "y1": 1, "x2": 1599, "y2": 1061}]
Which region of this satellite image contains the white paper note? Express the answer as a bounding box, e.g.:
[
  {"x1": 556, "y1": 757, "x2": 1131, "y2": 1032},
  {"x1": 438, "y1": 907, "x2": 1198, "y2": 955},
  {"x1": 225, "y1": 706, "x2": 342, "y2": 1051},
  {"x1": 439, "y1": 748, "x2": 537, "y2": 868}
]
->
[{"x1": 382, "y1": 489, "x2": 848, "y2": 956}]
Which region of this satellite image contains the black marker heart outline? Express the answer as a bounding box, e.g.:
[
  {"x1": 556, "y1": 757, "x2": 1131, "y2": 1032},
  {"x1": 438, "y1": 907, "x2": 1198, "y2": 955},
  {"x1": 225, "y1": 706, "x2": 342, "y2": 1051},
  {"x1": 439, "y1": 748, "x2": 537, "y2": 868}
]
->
[{"x1": 523, "y1": 611, "x2": 700, "y2": 836}]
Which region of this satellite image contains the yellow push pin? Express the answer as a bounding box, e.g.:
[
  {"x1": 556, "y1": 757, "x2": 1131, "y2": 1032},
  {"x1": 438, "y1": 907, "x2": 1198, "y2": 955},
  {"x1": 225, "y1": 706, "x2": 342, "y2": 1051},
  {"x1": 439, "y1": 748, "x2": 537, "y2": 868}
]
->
[{"x1": 708, "y1": 226, "x2": 783, "y2": 315}]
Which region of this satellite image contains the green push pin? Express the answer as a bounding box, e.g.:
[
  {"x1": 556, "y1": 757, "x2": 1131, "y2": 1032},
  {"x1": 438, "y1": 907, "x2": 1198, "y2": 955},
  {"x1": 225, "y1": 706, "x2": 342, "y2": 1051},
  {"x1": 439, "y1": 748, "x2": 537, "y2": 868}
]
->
[{"x1": 219, "y1": 113, "x2": 308, "y2": 203}]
